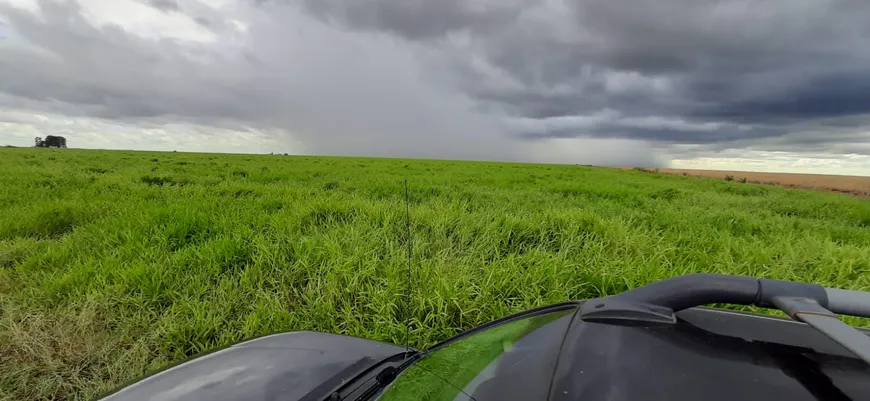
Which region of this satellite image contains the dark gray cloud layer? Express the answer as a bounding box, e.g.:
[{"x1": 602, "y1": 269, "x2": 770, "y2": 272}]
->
[
  {"x1": 2, "y1": 0, "x2": 870, "y2": 163},
  {"x1": 148, "y1": 0, "x2": 179, "y2": 12},
  {"x1": 301, "y1": 0, "x2": 870, "y2": 150}
]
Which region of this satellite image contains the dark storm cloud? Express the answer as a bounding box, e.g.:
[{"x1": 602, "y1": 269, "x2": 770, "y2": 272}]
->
[
  {"x1": 518, "y1": 125, "x2": 773, "y2": 145},
  {"x1": 697, "y1": 71, "x2": 870, "y2": 121},
  {"x1": 299, "y1": 0, "x2": 870, "y2": 151},
  {"x1": 148, "y1": 0, "x2": 180, "y2": 13},
  {"x1": 298, "y1": 0, "x2": 530, "y2": 40}
]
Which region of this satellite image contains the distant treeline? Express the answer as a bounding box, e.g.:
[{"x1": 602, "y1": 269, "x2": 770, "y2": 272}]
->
[{"x1": 35, "y1": 136, "x2": 67, "y2": 148}]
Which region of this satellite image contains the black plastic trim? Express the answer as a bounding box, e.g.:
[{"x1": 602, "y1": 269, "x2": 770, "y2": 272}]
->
[
  {"x1": 617, "y1": 274, "x2": 759, "y2": 312},
  {"x1": 579, "y1": 274, "x2": 832, "y2": 324},
  {"x1": 757, "y1": 279, "x2": 829, "y2": 309}
]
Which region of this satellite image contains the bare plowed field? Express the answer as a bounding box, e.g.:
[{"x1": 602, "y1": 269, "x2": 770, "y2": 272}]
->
[{"x1": 651, "y1": 168, "x2": 870, "y2": 197}]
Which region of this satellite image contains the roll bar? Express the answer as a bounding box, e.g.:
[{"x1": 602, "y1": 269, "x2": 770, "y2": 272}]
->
[{"x1": 579, "y1": 273, "x2": 870, "y2": 365}]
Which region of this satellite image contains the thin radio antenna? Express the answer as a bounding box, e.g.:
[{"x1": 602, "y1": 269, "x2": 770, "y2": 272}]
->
[{"x1": 403, "y1": 179, "x2": 414, "y2": 353}]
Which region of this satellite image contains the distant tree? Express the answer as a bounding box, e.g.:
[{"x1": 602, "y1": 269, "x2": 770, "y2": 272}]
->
[{"x1": 34, "y1": 135, "x2": 67, "y2": 148}]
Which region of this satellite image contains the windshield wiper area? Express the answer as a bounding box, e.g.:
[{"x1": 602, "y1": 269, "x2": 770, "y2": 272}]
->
[{"x1": 321, "y1": 351, "x2": 419, "y2": 401}]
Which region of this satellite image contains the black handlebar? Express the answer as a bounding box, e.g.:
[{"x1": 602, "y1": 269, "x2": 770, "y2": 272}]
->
[
  {"x1": 578, "y1": 273, "x2": 870, "y2": 365},
  {"x1": 611, "y1": 273, "x2": 830, "y2": 313}
]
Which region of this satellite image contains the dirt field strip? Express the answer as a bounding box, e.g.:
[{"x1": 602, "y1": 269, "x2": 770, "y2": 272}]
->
[{"x1": 624, "y1": 168, "x2": 870, "y2": 198}]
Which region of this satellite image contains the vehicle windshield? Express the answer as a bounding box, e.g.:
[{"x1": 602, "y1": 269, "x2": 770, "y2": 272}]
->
[{"x1": 373, "y1": 308, "x2": 576, "y2": 401}]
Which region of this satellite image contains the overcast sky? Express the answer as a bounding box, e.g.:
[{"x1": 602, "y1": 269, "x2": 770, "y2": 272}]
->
[{"x1": 3, "y1": 0, "x2": 870, "y2": 174}]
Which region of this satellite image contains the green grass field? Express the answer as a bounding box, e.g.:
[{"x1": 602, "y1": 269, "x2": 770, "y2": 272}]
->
[{"x1": 2, "y1": 148, "x2": 870, "y2": 400}]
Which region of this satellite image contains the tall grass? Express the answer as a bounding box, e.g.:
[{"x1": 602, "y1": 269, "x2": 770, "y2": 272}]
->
[{"x1": 2, "y1": 148, "x2": 870, "y2": 400}]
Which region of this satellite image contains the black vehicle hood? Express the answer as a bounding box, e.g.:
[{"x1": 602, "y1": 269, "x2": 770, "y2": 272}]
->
[
  {"x1": 547, "y1": 307, "x2": 870, "y2": 401},
  {"x1": 97, "y1": 305, "x2": 870, "y2": 401},
  {"x1": 97, "y1": 331, "x2": 407, "y2": 401},
  {"x1": 374, "y1": 305, "x2": 870, "y2": 401}
]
